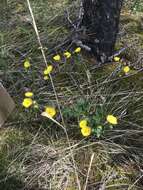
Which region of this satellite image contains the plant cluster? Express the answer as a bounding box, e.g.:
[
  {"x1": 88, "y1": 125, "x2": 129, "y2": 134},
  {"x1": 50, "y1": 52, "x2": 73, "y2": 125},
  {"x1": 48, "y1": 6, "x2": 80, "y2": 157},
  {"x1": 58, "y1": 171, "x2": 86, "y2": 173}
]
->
[
  {"x1": 21, "y1": 53, "x2": 132, "y2": 138},
  {"x1": 63, "y1": 98, "x2": 118, "y2": 137}
]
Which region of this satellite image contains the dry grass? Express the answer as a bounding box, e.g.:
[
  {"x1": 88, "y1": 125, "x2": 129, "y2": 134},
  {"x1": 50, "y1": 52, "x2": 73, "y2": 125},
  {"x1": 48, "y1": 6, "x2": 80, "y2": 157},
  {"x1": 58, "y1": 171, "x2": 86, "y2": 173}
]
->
[{"x1": 0, "y1": 0, "x2": 143, "y2": 190}]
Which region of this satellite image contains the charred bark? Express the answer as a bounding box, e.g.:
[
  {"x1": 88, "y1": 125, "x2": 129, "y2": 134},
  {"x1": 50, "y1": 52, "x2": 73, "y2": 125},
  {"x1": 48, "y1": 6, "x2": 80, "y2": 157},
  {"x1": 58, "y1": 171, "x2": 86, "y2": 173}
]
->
[{"x1": 82, "y1": 0, "x2": 123, "y2": 63}]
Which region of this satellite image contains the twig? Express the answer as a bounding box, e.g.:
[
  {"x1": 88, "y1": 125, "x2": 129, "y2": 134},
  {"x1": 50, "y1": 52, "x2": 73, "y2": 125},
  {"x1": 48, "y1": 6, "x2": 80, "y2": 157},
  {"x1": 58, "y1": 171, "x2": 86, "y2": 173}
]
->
[
  {"x1": 26, "y1": 0, "x2": 64, "y2": 130},
  {"x1": 84, "y1": 153, "x2": 95, "y2": 190},
  {"x1": 128, "y1": 174, "x2": 143, "y2": 190},
  {"x1": 26, "y1": 1, "x2": 81, "y2": 189}
]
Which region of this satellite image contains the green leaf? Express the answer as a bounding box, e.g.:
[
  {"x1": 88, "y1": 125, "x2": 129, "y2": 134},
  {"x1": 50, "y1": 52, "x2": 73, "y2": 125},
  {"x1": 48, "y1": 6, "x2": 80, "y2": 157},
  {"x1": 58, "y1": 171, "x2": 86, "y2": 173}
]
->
[
  {"x1": 93, "y1": 115, "x2": 101, "y2": 124},
  {"x1": 92, "y1": 128, "x2": 97, "y2": 134},
  {"x1": 96, "y1": 126, "x2": 103, "y2": 138}
]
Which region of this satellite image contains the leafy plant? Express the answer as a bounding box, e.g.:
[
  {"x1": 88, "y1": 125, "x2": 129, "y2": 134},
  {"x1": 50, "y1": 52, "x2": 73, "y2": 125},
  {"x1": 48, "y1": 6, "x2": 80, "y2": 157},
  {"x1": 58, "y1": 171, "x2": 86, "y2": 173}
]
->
[{"x1": 62, "y1": 99, "x2": 117, "y2": 138}]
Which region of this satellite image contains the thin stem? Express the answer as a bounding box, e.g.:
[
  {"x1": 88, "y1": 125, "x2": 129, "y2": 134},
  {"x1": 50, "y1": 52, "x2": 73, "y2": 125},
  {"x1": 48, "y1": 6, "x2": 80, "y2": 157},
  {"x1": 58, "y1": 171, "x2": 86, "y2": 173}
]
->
[{"x1": 26, "y1": 1, "x2": 81, "y2": 189}]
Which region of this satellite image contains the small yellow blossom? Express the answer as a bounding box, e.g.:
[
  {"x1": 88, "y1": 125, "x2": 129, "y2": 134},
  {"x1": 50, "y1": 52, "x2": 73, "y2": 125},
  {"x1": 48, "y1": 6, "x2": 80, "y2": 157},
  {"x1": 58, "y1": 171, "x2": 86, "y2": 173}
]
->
[
  {"x1": 44, "y1": 65, "x2": 53, "y2": 75},
  {"x1": 45, "y1": 106, "x2": 56, "y2": 118},
  {"x1": 79, "y1": 119, "x2": 88, "y2": 128},
  {"x1": 107, "y1": 115, "x2": 118, "y2": 125},
  {"x1": 123, "y1": 66, "x2": 130, "y2": 74},
  {"x1": 25, "y1": 92, "x2": 33, "y2": 98},
  {"x1": 64, "y1": 51, "x2": 71, "y2": 59},
  {"x1": 74, "y1": 47, "x2": 81, "y2": 53},
  {"x1": 22, "y1": 98, "x2": 33, "y2": 108},
  {"x1": 81, "y1": 126, "x2": 91, "y2": 137},
  {"x1": 24, "y1": 60, "x2": 31, "y2": 68},
  {"x1": 44, "y1": 75, "x2": 49, "y2": 80},
  {"x1": 53, "y1": 54, "x2": 61, "y2": 61},
  {"x1": 114, "y1": 56, "x2": 120, "y2": 62}
]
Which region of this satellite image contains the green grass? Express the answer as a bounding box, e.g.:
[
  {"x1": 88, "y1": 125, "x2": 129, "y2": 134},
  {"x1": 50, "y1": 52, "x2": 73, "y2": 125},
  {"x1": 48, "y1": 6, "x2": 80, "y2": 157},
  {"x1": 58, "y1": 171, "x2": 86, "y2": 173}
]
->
[{"x1": 0, "y1": 0, "x2": 143, "y2": 189}]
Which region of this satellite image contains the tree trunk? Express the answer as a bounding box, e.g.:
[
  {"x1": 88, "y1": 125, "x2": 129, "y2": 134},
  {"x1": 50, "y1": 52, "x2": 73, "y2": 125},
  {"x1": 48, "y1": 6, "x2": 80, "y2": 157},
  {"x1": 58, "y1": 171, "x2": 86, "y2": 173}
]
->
[{"x1": 82, "y1": 0, "x2": 123, "y2": 63}]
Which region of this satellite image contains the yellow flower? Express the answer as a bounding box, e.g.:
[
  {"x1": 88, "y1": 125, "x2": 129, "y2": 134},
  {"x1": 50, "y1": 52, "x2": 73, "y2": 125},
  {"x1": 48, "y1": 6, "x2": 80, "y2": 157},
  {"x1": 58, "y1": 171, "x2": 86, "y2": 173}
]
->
[
  {"x1": 106, "y1": 115, "x2": 118, "y2": 125},
  {"x1": 53, "y1": 54, "x2": 61, "y2": 61},
  {"x1": 114, "y1": 56, "x2": 120, "y2": 62},
  {"x1": 25, "y1": 92, "x2": 33, "y2": 98},
  {"x1": 64, "y1": 51, "x2": 71, "y2": 59},
  {"x1": 81, "y1": 126, "x2": 91, "y2": 137},
  {"x1": 22, "y1": 98, "x2": 33, "y2": 108},
  {"x1": 79, "y1": 119, "x2": 88, "y2": 128},
  {"x1": 123, "y1": 66, "x2": 130, "y2": 74},
  {"x1": 74, "y1": 47, "x2": 81, "y2": 53},
  {"x1": 24, "y1": 60, "x2": 31, "y2": 68},
  {"x1": 45, "y1": 106, "x2": 56, "y2": 118},
  {"x1": 44, "y1": 75, "x2": 49, "y2": 80},
  {"x1": 44, "y1": 65, "x2": 53, "y2": 75}
]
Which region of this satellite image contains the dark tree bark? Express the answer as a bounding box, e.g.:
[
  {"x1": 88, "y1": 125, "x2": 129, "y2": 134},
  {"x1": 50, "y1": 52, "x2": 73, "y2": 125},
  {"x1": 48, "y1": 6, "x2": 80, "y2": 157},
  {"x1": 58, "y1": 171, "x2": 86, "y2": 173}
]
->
[{"x1": 82, "y1": 0, "x2": 123, "y2": 63}]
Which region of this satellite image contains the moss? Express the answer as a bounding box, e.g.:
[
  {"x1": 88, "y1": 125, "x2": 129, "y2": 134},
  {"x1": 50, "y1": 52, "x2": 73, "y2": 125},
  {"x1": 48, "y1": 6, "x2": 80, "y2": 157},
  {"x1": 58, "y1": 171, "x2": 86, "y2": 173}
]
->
[
  {"x1": 0, "y1": 128, "x2": 32, "y2": 190},
  {"x1": 115, "y1": 13, "x2": 143, "y2": 63}
]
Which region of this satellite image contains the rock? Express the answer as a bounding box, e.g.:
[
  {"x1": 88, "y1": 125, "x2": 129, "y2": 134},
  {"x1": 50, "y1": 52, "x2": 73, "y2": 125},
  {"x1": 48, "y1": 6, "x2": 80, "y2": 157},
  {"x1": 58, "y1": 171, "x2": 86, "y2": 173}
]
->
[{"x1": 0, "y1": 83, "x2": 15, "y2": 127}]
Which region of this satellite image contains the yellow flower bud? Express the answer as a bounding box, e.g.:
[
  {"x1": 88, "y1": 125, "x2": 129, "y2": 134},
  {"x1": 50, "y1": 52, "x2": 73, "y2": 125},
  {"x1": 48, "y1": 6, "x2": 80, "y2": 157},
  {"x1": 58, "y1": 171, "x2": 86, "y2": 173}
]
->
[
  {"x1": 25, "y1": 92, "x2": 33, "y2": 98},
  {"x1": 43, "y1": 65, "x2": 53, "y2": 75},
  {"x1": 74, "y1": 47, "x2": 81, "y2": 53},
  {"x1": 45, "y1": 106, "x2": 56, "y2": 118},
  {"x1": 79, "y1": 119, "x2": 88, "y2": 128},
  {"x1": 114, "y1": 56, "x2": 120, "y2": 62},
  {"x1": 44, "y1": 75, "x2": 49, "y2": 80},
  {"x1": 123, "y1": 66, "x2": 130, "y2": 74},
  {"x1": 106, "y1": 115, "x2": 118, "y2": 125},
  {"x1": 24, "y1": 60, "x2": 31, "y2": 68},
  {"x1": 53, "y1": 54, "x2": 61, "y2": 61},
  {"x1": 81, "y1": 126, "x2": 91, "y2": 137},
  {"x1": 22, "y1": 98, "x2": 33, "y2": 108},
  {"x1": 64, "y1": 51, "x2": 71, "y2": 59}
]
